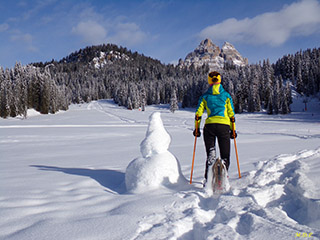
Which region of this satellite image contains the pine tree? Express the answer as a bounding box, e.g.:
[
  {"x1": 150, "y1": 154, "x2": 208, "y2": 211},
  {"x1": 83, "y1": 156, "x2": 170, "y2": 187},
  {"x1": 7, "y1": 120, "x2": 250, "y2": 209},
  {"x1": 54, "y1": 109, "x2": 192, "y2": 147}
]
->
[
  {"x1": 0, "y1": 68, "x2": 10, "y2": 118},
  {"x1": 140, "y1": 85, "x2": 146, "y2": 111},
  {"x1": 281, "y1": 81, "x2": 292, "y2": 114},
  {"x1": 296, "y1": 58, "x2": 304, "y2": 94},
  {"x1": 170, "y1": 88, "x2": 179, "y2": 113},
  {"x1": 267, "y1": 91, "x2": 273, "y2": 115},
  {"x1": 262, "y1": 59, "x2": 274, "y2": 109}
]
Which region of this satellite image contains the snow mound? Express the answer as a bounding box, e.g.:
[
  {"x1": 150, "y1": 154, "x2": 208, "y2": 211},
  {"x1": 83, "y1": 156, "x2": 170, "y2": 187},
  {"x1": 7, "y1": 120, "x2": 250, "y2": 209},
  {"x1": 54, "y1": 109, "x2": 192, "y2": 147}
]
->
[
  {"x1": 27, "y1": 109, "x2": 41, "y2": 117},
  {"x1": 14, "y1": 108, "x2": 41, "y2": 119},
  {"x1": 134, "y1": 148, "x2": 320, "y2": 239},
  {"x1": 125, "y1": 112, "x2": 184, "y2": 193}
]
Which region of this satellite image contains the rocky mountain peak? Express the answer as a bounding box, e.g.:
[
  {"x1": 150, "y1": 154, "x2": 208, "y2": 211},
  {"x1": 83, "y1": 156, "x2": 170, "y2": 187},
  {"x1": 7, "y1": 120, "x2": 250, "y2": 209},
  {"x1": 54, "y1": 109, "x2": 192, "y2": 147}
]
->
[
  {"x1": 221, "y1": 42, "x2": 248, "y2": 66},
  {"x1": 196, "y1": 38, "x2": 220, "y2": 56},
  {"x1": 178, "y1": 39, "x2": 248, "y2": 70}
]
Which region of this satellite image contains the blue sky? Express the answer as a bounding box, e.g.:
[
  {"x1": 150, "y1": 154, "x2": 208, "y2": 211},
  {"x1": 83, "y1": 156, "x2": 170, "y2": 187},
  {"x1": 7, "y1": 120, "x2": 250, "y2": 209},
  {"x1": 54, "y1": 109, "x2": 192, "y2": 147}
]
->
[{"x1": 1, "y1": 0, "x2": 320, "y2": 68}]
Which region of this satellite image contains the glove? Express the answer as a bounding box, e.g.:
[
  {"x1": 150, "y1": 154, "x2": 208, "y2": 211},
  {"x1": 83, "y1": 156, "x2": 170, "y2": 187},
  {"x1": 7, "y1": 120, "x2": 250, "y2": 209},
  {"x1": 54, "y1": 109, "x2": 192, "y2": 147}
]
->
[
  {"x1": 193, "y1": 129, "x2": 201, "y2": 137},
  {"x1": 230, "y1": 116, "x2": 235, "y2": 123},
  {"x1": 230, "y1": 130, "x2": 237, "y2": 139}
]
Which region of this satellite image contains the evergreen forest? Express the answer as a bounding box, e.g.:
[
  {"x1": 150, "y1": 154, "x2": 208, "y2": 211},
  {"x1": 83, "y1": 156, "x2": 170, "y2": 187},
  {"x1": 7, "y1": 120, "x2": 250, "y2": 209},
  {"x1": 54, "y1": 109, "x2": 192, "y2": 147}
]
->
[{"x1": 0, "y1": 43, "x2": 319, "y2": 118}]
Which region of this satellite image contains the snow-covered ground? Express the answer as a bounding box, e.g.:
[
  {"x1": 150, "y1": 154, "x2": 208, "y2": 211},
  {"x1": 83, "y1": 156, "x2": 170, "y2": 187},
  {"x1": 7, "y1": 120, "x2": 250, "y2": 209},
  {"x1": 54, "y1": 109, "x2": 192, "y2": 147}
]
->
[{"x1": 1, "y1": 97, "x2": 320, "y2": 240}]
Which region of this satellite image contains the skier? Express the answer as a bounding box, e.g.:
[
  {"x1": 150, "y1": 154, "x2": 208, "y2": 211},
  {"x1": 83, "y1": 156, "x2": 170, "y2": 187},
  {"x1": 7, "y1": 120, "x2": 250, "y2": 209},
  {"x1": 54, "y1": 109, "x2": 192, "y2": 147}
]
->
[{"x1": 193, "y1": 71, "x2": 237, "y2": 186}]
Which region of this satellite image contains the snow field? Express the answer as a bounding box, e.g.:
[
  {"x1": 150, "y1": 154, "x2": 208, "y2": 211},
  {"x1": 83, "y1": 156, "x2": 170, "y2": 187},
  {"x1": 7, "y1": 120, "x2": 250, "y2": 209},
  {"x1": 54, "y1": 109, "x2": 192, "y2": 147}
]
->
[{"x1": 0, "y1": 99, "x2": 320, "y2": 239}]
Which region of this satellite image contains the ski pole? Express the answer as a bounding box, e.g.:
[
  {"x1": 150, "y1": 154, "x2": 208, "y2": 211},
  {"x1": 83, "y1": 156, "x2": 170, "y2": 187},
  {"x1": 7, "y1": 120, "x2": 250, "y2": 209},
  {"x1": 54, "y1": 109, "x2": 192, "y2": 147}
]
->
[
  {"x1": 232, "y1": 121, "x2": 241, "y2": 178},
  {"x1": 190, "y1": 126, "x2": 198, "y2": 184}
]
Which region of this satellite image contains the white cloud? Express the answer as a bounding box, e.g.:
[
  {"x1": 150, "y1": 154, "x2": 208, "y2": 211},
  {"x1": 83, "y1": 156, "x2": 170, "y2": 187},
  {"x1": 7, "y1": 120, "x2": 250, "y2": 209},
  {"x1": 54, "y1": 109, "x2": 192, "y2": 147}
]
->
[
  {"x1": 109, "y1": 22, "x2": 147, "y2": 47},
  {"x1": 22, "y1": 0, "x2": 58, "y2": 20},
  {"x1": 72, "y1": 20, "x2": 107, "y2": 45},
  {"x1": 0, "y1": 23, "x2": 9, "y2": 32},
  {"x1": 72, "y1": 19, "x2": 147, "y2": 47},
  {"x1": 11, "y1": 32, "x2": 33, "y2": 42},
  {"x1": 70, "y1": 3, "x2": 148, "y2": 47},
  {"x1": 200, "y1": 0, "x2": 320, "y2": 46},
  {"x1": 10, "y1": 31, "x2": 38, "y2": 52}
]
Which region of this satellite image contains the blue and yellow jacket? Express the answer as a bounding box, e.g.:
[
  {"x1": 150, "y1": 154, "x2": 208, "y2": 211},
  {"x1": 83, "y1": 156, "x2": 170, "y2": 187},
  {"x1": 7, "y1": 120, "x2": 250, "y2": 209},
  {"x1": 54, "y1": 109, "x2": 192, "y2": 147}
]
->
[{"x1": 195, "y1": 84, "x2": 235, "y2": 130}]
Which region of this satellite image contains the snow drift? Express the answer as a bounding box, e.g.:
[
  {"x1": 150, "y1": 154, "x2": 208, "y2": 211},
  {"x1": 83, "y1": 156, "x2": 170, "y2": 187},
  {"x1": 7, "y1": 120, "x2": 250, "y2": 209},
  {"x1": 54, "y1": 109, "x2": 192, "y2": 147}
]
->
[{"x1": 125, "y1": 112, "x2": 185, "y2": 193}]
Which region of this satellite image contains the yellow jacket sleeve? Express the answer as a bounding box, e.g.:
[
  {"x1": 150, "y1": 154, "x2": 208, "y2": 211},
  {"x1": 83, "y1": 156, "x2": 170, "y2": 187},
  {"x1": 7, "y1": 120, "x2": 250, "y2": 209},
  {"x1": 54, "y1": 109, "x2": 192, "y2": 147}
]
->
[
  {"x1": 195, "y1": 98, "x2": 206, "y2": 129},
  {"x1": 226, "y1": 98, "x2": 236, "y2": 130}
]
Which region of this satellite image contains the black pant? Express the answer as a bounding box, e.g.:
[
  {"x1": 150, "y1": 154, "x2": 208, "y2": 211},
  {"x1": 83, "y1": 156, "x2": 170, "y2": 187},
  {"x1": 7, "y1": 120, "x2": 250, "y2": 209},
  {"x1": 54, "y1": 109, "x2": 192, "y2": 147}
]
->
[{"x1": 204, "y1": 123, "x2": 230, "y2": 180}]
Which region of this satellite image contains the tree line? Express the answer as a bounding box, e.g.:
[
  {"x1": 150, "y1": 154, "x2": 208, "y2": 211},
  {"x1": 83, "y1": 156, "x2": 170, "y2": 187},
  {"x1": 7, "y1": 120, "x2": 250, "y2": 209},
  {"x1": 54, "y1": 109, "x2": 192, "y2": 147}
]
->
[
  {"x1": 0, "y1": 43, "x2": 319, "y2": 118},
  {"x1": 0, "y1": 63, "x2": 68, "y2": 118}
]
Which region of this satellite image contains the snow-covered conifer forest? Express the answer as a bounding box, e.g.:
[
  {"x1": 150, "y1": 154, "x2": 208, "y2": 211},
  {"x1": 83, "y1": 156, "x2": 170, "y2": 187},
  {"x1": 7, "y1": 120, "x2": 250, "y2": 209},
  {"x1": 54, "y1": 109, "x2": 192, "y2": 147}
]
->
[{"x1": 0, "y1": 43, "x2": 319, "y2": 119}]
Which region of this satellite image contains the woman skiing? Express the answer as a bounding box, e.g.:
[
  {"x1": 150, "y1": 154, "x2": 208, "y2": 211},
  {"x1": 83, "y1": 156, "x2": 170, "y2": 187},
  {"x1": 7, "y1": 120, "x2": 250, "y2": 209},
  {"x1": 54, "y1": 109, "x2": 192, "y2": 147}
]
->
[{"x1": 193, "y1": 71, "x2": 237, "y2": 185}]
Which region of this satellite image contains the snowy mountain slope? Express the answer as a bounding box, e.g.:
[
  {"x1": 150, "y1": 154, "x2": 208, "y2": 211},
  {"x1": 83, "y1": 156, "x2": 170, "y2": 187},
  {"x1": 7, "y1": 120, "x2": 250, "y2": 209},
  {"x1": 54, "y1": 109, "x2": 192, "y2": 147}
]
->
[{"x1": 0, "y1": 99, "x2": 320, "y2": 240}]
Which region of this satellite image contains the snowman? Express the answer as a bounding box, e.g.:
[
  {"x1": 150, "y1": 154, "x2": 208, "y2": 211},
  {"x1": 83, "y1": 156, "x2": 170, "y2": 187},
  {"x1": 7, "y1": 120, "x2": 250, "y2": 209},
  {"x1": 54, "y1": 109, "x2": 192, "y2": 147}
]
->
[{"x1": 125, "y1": 112, "x2": 184, "y2": 193}]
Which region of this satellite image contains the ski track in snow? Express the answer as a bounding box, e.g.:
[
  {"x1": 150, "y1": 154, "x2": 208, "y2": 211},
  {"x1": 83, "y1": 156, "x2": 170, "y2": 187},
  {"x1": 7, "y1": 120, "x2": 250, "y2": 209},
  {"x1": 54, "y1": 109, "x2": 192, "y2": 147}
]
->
[
  {"x1": 132, "y1": 148, "x2": 320, "y2": 240},
  {"x1": 88, "y1": 100, "x2": 194, "y2": 131},
  {"x1": 88, "y1": 100, "x2": 143, "y2": 124},
  {"x1": 239, "y1": 131, "x2": 320, "y2": 141}
]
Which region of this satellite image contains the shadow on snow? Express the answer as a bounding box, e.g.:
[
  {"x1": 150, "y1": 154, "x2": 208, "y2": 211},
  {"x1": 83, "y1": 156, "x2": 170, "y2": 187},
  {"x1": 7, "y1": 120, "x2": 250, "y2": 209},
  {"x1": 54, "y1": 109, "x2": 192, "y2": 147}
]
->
[{"x1": 31, "y1": 165, "x2": 126, "y2": 194}]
